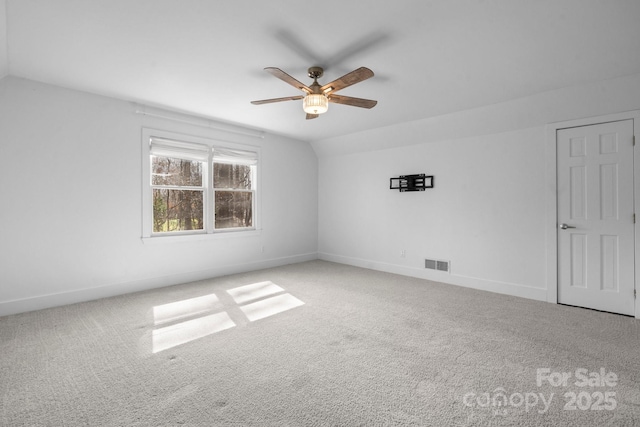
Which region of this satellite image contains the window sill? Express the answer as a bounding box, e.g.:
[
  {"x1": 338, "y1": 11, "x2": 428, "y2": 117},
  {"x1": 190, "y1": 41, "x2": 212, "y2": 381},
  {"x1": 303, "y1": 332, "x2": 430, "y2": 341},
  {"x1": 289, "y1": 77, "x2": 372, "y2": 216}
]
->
[{"x1": 142, "y1": 228, "x2": 262, "y2": 244}]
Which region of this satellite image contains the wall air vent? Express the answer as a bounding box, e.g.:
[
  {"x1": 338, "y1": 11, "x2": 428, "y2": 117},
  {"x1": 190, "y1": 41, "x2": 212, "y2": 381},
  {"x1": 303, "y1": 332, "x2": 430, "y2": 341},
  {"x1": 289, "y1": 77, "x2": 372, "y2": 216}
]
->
[{"x1": 425, "y1": 258, "x2": 450, "y2": 273}]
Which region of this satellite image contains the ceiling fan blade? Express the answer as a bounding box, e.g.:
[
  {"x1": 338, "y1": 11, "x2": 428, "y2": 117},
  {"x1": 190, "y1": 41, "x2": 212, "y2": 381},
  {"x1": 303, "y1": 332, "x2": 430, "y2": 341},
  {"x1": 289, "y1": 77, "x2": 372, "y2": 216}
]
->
[
  {"x1": 251, "y1": 95, "x2": 304, "y2": 105},
  {"x1": 321, "y1": 67, "x2": 374, "y2": 93},
  {"x1": 328, "y1": 94, "x2": 377, "y2": 109},
  {"x1": 264, "y1": 67, "x2": 311, "y2": 93},
  {"x1": 306, "y1": 113, "x2": 319, "y2": 120}
]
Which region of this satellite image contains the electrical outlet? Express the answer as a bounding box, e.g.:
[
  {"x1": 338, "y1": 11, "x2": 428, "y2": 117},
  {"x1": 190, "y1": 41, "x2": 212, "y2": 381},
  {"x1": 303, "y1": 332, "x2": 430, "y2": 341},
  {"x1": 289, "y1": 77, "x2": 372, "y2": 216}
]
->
[{"x1": 400, "y1": 249, "x2": 406, "y2": 258}]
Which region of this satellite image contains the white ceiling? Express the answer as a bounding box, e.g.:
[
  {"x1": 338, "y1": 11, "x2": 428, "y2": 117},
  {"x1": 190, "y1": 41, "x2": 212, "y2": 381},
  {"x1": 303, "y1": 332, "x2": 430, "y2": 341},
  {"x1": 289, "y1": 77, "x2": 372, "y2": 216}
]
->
[{"x1": 3, "y1": 0, "x2": 640, "y2": 143}]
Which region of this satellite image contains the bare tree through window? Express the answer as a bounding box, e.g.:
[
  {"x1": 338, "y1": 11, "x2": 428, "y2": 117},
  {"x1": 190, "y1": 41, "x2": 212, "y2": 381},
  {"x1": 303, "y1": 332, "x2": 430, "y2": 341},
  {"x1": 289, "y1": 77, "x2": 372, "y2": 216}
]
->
[
  {"x1": 213, "y1": 163, "x2": 253, "y2": 229},
  {"x1": 151, "y1": 156, "x2": 204, "y2": 232}
]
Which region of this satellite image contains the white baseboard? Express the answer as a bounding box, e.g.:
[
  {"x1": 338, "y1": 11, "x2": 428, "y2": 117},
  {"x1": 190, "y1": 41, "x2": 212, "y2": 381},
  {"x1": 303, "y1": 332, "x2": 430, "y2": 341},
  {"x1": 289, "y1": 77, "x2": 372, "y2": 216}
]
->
[
  {"x1": 0, "y1": 252, "x2": 318, "y2": 317},
  {"x1": 318, "y1": 252, "x2": 548, "y2": 302}
]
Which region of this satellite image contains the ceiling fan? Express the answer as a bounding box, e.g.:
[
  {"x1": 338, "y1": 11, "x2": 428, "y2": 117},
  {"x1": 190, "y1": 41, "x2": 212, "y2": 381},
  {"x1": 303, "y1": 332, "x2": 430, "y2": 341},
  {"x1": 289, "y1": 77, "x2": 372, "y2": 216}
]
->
[{"x1": 251, "y1": 66, "x2": 377, "y2": 119}]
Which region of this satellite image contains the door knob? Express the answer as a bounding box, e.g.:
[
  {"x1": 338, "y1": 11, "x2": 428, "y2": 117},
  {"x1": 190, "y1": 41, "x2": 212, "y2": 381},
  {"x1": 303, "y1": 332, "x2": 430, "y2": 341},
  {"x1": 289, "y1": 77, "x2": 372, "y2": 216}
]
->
[{"x1": 560, "y1": 223, "x2": 576, "y2": 229}]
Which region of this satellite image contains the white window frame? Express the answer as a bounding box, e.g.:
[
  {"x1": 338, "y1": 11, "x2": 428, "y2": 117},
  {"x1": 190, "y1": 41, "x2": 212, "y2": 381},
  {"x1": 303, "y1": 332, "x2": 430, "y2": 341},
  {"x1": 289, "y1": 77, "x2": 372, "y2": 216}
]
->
[{"x1": 142, "y1": 128, "x2": 261, "y2": 241}]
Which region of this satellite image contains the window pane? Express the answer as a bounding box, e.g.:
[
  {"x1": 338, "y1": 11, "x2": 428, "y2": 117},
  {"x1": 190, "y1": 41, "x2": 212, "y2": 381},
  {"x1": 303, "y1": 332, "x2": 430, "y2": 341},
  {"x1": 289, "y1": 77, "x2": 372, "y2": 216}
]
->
[
  {"x1": 215, "y1": 191, "x2": 252, "y2": 229},
  {"x1": 152, "y1": 156, "x2": 203, "y2": 186},
  {"x1": 213, "y1": 163, "x2": 252, "y2": 190},
  {"x1": 153, "y1": 189, "x2": 204, "y2": 232}
]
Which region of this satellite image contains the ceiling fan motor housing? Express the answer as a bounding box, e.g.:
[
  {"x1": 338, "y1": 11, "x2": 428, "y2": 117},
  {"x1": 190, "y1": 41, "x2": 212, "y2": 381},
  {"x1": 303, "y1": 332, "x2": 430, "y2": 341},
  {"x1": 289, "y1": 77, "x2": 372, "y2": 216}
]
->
[{"x1": 307, "y1": 66, "x2": 324, "y2": 79}]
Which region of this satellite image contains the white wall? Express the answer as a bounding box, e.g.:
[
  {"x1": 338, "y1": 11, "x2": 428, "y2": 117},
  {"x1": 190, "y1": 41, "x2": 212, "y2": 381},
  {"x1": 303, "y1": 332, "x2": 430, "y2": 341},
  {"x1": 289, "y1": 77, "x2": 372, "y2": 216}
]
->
[
  {"x1": 318, "y1": 128, "x2": 548, "y2": 300},
  {"x1": 317, "y1": 73, "x2": 640, "y2": 301},
  {"x1": 0, "y1": 0, "x2": 7, "y2": 78},
  {"x1": 0, "y1": 76, "x2": 318, "y2": 315}
]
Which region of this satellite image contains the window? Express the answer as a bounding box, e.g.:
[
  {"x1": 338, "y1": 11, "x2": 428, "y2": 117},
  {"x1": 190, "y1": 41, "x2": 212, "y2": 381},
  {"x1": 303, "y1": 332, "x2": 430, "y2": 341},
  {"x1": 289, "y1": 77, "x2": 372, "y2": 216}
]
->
[
  {"x1": 143, "y1": 130, "x2": 259, "y2": 238},
  {"x1": 213, "y1": 148, "x2": 256, "y2": 230},
  {"x1": 150, "y1": 140, "x2": 207, "y2": 233}
]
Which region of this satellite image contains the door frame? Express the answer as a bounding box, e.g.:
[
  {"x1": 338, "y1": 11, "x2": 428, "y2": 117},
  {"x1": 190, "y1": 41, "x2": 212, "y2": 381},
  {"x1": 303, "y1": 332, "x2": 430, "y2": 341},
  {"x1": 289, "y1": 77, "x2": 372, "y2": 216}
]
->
[{"x1": 545, "y1": 110, "x2": 640, "y2": 319}]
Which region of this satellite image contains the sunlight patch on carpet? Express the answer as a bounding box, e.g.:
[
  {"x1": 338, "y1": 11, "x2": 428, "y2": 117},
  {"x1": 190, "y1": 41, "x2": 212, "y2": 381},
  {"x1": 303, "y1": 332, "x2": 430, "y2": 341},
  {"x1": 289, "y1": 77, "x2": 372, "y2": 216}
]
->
[
  {"x1": 149, "y1": 282, "x2": 305, "y2": 352},
  {"x1": 239, "y1": 293, "x2": 305, "y2": 322},
  {"x1": 226, "y1": 281, "x2": 284, "y2": 305},
  {"x1": 152, "y1": 311, "x2": 235, "y2": 353},
  {"x1": 153, "y1": 293, "x2": 220, "y2": 325}
]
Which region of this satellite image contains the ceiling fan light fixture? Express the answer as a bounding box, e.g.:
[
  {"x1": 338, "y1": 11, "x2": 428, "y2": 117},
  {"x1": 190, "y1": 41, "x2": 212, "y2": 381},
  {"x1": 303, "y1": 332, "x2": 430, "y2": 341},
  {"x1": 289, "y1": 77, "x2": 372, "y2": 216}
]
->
[{"x1": 303, "y1": 93, "x2": 328, "y2": 114}]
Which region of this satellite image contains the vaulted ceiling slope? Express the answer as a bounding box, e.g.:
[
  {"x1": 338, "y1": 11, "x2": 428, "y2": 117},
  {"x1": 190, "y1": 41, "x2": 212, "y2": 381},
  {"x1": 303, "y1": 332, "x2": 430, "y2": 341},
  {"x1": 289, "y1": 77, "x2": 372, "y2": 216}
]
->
[{"x1": 3, "y1": 0, "x2": 640, "y2": 143}]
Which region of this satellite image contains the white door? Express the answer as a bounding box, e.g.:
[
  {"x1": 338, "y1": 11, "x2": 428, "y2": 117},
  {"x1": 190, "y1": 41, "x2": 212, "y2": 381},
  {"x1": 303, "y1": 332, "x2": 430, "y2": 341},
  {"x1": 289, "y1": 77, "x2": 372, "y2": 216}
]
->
[{"x1": 557, "y1": 119, "x2": 635, "y2": 316}]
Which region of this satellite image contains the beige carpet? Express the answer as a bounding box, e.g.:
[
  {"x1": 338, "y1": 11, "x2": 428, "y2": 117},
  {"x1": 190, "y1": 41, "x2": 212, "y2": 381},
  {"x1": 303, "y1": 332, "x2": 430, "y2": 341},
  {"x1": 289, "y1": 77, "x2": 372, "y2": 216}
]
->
[{"x1": 1, "y1": 260, "x2": 639, "y2": 426}]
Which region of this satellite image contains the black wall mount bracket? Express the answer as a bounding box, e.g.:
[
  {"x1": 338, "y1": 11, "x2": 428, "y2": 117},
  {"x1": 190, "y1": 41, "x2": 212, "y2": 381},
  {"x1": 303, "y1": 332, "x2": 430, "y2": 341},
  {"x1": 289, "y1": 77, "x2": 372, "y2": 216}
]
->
[{"x1": 389, "y1": 174, "x2": 434, "y2": 192}]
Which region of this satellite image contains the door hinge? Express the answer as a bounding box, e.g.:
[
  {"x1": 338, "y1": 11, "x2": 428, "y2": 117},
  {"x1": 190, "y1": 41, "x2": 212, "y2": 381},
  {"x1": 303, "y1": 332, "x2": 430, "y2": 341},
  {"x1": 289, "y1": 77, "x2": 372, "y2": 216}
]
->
[
  {"x1": 634, "y1": 213, "x2": 636, "y2": 224},
  {"x1": 634, "y1": 135, "x2": 636, "y2": 146}
]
